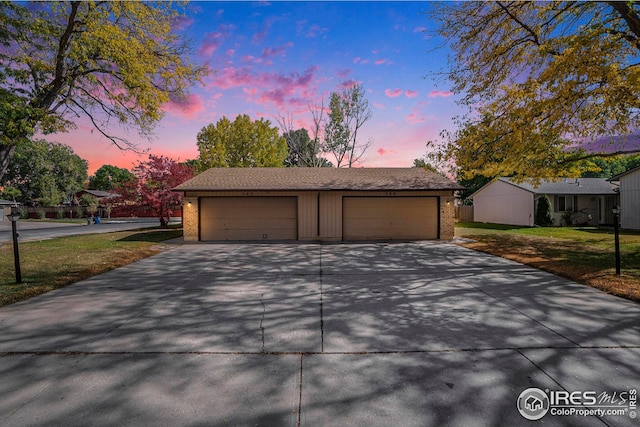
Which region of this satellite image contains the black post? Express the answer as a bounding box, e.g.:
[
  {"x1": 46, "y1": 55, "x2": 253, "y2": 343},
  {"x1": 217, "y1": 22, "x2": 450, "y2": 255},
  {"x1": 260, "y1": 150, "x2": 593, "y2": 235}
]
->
[
  {"x1": 613, "y1": 209, "x2": 621, "y2": 276},
  {"x1": 10, "y1": 216, "x2": 22, "y2": 283}
]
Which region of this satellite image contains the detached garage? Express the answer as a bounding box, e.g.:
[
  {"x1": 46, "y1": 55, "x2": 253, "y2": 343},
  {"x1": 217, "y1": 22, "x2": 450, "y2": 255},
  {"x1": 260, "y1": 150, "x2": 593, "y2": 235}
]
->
[{"x1": 174, "y1": 168, "x2": 461, "y2": 242}]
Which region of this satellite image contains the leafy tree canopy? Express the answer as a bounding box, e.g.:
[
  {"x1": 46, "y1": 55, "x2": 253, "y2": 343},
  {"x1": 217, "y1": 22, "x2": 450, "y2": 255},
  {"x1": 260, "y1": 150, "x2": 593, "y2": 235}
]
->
[
  {"x1": 429, "y1": 1, "x2": 640, "y2": 182},
  {"x1": 284, "y1": 128, "x2": 333, "y2": 167},
  {"x1": 0, "y1": 1, "x2": 207, "y2": 179},
  {"x1": 89, "y1": 164, "x2": 135, "y2": 191},
  {"x1": 323, "y1": 84, "x2": 372, "y2": 168},
  {"x1": 1, "y1": 139, "x2": 88, "y2": 205},
  {"x1": 197, "y1": 115, "x2": 288, "y2": 169},
  {"x1": 580, "y1": 154, "x2": 640, "y2": 178},
  {"x1": 114, "y1": 154, "x2": 194, "y2": 227}
]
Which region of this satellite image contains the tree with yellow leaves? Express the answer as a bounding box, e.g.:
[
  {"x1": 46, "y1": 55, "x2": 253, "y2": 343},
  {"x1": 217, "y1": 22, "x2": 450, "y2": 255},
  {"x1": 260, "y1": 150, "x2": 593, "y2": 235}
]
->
[
  {"x1": 429, "y1": 1, "x2": 640, "y2": 182},
  {"x1": 0, "y1": 1, "x2": 208, "y2": 180}
]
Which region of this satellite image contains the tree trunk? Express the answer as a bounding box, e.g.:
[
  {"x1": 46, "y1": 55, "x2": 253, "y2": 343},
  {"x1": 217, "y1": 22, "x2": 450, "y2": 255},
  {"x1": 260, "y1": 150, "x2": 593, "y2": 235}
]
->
[{"x1": 0, "y1": 144, "x2": 16, "y2": 182}]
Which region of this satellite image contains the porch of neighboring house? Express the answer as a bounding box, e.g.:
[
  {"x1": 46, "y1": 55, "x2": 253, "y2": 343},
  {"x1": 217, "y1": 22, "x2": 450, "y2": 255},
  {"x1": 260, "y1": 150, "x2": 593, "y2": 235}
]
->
[{"x1": 536, "y1": 194, "x2": 619, "y2": 226}]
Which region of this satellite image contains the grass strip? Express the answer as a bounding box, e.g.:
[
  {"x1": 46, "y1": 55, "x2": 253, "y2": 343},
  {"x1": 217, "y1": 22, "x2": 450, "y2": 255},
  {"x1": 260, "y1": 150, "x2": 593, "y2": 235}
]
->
[{"x1": 0, "y1": 228, "x2": 182, "y2": 307}]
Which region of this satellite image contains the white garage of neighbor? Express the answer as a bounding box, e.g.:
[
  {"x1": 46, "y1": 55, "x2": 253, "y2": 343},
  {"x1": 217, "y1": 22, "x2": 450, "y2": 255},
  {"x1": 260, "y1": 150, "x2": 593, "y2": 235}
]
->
[{"x1": 174, "y1": 167, "x2": 461, "y2": 242}]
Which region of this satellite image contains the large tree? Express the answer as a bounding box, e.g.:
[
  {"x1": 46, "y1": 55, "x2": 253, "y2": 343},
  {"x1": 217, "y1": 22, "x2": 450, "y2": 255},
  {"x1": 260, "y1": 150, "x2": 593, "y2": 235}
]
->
[
  {"x1": 430, "y1": 1, "x2": 640, "y2": 181},
  {"x1": 0, "y1": 1, "x2": 207, "y2": 180},
  {"x1": 1, "y1": 139, "x2": 88, "y2": 205},
  {"x1": 323, "y1": 84, "x2": 372, "y2": 168},
  {"x1": 114, "y1": 154, "x2": 193, "y2": 227},
  {"x1": 197, "y1": 115, "x2": 288, "y2": 169},
  {"x1": 282, "y1": 128, "x2": 332, "y2": 167},
  {"x1": 88, "y1": 164, "x2": 135, "y2": 191}
]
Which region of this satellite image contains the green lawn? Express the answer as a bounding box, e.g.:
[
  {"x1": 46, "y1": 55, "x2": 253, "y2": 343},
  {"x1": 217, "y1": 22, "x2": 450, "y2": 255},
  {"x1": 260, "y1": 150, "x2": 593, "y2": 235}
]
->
[
  {"x1": 0, "y1": 228, "x2": 182, "y2": 307},
  {"x1": 456, "y1": 222, "x2": 640, "y2": 301}
]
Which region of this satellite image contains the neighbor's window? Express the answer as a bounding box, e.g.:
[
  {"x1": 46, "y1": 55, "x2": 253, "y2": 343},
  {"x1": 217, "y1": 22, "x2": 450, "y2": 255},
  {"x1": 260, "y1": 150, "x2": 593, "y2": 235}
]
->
[{"x1": 557, "y1": 196, "x2": 574, "y2": 212}]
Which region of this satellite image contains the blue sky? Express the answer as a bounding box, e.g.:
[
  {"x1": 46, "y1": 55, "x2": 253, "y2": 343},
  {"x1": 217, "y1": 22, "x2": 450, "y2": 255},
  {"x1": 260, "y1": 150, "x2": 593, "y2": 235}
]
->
[{"x1": 64, "y1": 1, "x2": 460, "y2": 173}]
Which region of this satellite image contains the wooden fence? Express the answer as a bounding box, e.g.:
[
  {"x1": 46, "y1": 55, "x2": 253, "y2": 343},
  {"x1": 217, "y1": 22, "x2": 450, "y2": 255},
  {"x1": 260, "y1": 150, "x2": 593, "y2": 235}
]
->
[
  {"x1": 16, "y1": 205, "x2": 183, "y2": 220},
  {"x1": 455, "y1": 205, "x2": 474, "y2": 222}
]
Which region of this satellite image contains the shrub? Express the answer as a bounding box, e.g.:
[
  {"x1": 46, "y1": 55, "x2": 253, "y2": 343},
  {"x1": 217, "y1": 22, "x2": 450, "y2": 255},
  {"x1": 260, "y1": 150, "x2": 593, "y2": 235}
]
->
[
  {"x1": 37, "y1": 210, "x2": 46, "y2": 220},
  {"x1": 535, "y1": 195, "x2": 554, "y2": 226}
]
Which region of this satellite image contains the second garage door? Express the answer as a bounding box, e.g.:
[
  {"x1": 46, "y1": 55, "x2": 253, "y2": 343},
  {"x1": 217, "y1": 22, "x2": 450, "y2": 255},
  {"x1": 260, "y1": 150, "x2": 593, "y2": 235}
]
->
[
  {"x1": 200, "y1": 197, "x2": 297, "y2": 241},
  {"x1": 343, "y1": 197, "x2": 438, "y2": 240}
]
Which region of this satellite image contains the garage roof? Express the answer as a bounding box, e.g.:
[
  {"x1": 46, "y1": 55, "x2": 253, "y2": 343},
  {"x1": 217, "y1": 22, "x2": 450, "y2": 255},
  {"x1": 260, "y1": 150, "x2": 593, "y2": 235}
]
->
[{"x1": 174, "y1": 167, "x2": 462, "y2": 191}]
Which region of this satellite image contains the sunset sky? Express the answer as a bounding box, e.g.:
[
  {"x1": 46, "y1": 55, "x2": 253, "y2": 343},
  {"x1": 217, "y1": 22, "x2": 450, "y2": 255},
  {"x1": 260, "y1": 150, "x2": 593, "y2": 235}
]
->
[{"x1": 54, "y1": 1, "x2": 461, "y2": 175}]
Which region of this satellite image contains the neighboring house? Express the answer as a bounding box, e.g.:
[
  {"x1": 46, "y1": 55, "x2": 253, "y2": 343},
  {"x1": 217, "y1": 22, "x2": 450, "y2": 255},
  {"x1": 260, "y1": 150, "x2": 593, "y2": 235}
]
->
[
  {"x1": 0, "y1": 199, "x2": 18, "y2": 222},
  {"x1": 174, "y1": 167, "x2": 461, "y2": 241},
  {"x1": 472, "y1": 178, "x2": 619, "y2": 227},
  {"x1": 75, "y1": 189, "x2": 117, "y2": 202},
  {"x1": 75, "y1": 190, "x2": 118, "y2": 218},
  {"x1": 609, "y1": 166, "x2": 640, "y2": 230}
]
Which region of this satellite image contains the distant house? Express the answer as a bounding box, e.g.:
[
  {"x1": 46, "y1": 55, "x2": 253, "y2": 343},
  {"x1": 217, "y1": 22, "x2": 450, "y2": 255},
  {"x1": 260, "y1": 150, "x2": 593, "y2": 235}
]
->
[
  {"x1": 472, "y1": 178, "x2": 619, "y2": 227},
  {"x1": 0, "y1": 199, "x2": 18, "y2": 222},
  {"x1": 174, "y1": 167, "x2": 461, "y2": 241},
  {"x1": 75, "y1": 190, "x2": 118, "y2": 218},
  {"x1": 609, "y1": 166, "x2": 640, "y2": 230},
  {"x1": 75, "y1": 190, "x2": 117, "y2": 202}
]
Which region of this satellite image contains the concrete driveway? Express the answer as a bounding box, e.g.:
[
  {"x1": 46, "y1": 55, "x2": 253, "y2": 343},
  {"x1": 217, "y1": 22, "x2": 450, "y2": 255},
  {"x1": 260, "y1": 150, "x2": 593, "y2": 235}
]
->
[{"x1": 0, "y1": 242, "x2": 638, "y2": 426}]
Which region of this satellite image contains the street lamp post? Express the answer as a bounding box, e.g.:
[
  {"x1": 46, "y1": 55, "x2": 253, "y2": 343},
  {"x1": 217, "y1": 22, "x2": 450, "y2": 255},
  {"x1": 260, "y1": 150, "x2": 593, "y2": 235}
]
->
[
  {"x1": 612, "y1": 205, "x2": 621, "y2": 276},
  {"x1": 6, "y1": 208, "x2": 22, "y2": 283}
]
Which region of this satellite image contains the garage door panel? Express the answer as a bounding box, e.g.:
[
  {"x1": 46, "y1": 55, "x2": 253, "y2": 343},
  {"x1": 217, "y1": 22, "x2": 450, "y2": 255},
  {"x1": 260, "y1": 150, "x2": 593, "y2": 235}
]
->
[
  {"x1": 200, "y1": 197, "x2": 297, "y2": 241},
  {"x1": 343, "y1": 197, "x2": 438, "y2": 240}
]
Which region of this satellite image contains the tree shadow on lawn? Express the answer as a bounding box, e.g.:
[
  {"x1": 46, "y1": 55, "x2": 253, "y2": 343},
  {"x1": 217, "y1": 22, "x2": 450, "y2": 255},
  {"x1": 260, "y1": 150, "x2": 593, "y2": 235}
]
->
[{"x1": 117, "y1": 228, "x2": 182, "y2": 243}]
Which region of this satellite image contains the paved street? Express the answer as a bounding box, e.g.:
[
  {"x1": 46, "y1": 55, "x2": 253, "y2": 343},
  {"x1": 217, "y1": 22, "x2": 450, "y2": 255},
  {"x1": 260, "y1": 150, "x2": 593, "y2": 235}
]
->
[
  {"x1": 0, "y1": 218, "x2": 173, "y2": 243},
  {"x1": 0, "y1": 242, "x2": 638, "y2": 426}
]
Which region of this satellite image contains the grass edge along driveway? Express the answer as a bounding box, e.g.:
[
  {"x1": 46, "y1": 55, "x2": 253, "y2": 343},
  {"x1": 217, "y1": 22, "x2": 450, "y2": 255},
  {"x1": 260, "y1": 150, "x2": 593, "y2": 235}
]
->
[
  {"x1": 0, "y1": 228, "x2": 181, "y2": 307},
  {"x1": 455, "y1": 222, "x2": 640, "y2": 303}
]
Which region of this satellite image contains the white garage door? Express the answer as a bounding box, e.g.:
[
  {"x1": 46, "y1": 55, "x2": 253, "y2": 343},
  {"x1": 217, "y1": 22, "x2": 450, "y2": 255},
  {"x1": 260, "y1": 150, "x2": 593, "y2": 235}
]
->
[
  {"x1": 343, "y1": 197, "x2": 438, "y2": 240},
  {"x1": 200, "y1": 197, "x2": 297, "y2": 241}
]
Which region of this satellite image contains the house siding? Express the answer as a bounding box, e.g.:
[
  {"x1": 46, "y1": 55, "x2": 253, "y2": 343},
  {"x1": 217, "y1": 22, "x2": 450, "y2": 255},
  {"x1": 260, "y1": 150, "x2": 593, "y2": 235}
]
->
[
  {"x1": 473, "y1": 180, "x2": 534, "y2": 226},
  {"x1": 620, "y1": 169, "x2": 640, "y2": 230},
  {"x1": 183, "y1": 190, "x2": 454, "y2": 241},
  {"x1": 550, "y1": 194, "x2": 600, "y2": 226}
]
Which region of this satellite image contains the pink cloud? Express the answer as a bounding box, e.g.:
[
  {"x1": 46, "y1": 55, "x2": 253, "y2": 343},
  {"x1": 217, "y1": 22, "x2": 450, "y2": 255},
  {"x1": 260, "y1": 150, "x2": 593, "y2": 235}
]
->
[
  {"x1": 243, "y1": 87, "x2": 258, "y2": 96},
  {"x1": 306, "y1": 24, "x2": 329, "y2": 38},
  {"x1": 242, "y1": 42, "x2": 293, "y2": 64},
  {"x1": 163, "y1": 94, "x2": 205, "y2": 119},
  {"x1": 337, "y1": 68, "x2": 351, "y2": 79},
  {"x1": 353, "y1": 57, "x2": 370, "y2": 65},
  {"x1": 374, "y1": 59, "x2": 388, "y2": 65},
  {"x1": 261, "y1": 42, "x2": 293, "y2": 60},
  {"x1": 405, "y1": 90, "x2": 418, "y2": 98},
  {"x1": 377, "y1": 148, "x2": 397, "y2": 156},
  {"x1": 429, "y1": 90, "x2": 453, "y2": 98},
  {"x1": 339, "y1": 79, "x2": 362, "y2": 90},
  {"x1": 406, "y1": 107, "x2": 425, "y2": 124},
  {"x1": 199, "y1": 32, "x2": 225, "y2": 57},
  {"x1": 209, "y1": 65, "x2": 319, "y2": 109},
  {"x1": 385, "y1": 88, "x2": 403, "y2": 98},
  {"x1": 373, "y1": 102, "x2": 386, "y2": 109},
  {"x1": 171, "y1": 16, "x2": 194, "y2": 31}
]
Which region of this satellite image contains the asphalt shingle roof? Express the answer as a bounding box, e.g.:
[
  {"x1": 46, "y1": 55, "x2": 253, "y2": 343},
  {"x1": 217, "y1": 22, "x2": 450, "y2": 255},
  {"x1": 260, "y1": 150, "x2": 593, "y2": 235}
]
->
[
  {"x1": 174, "y1": 167, "x2": 463, "y2": 192},
  {"x1": 499, "y1": 177, "x2": 619, "y2": 195}
]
